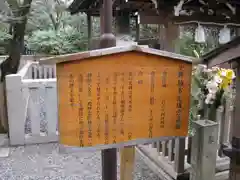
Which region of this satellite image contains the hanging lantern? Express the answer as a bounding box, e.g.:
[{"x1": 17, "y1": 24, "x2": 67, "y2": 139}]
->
[
  {"x1": 219, "y1": 25, "x2": 231, "y2": 44},
  {"x1": 194, "y1": 24, "x2": 206, "y2": 43}
]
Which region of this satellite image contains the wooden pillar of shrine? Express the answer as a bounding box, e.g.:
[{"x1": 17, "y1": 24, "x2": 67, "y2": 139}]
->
[
  {"x1": 87, "y1": 13, "x2": 92, "y2": 50},
  {"x1": 163, "y1": 21, "x2": 179, "y2": 53},
  {"x1": 135, "y1": 16, "x2": 140, "y2": 42},
  {"x1": 158, "y1": 24, "x2": 165, "y2": 50},
  {"x1": 100, "y1": 8, "x2": 105, "y2": 35},
  {"x1": 116, "y1": 10, "x2": 131, "y2": 35}
]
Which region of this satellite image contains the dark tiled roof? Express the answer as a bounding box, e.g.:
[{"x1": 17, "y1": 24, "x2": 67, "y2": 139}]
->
[
  {"x1": 68, "y1": 0, "x2": 240, "y2": 16},
  {"x1": 67, "y1": 0, "x2": 169, "y2": 15},
  {"x1": 68, "y1": 0, "x2": 100, "y2": 14}
]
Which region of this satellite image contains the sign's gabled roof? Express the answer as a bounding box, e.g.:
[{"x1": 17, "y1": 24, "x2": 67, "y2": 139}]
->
[{"x1": 39, "y1": 45, "x2": 196, "y2": 65}]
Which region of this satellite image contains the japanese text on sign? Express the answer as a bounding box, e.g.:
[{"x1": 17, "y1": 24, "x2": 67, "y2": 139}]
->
[{"x1": 58, "y1": 52, "x2": 192, "y2": 148}]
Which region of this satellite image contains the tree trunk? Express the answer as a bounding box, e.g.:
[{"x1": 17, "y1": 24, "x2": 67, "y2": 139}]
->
[{"x1": 0, "y1": 0, "x2": 32, "y2": 133}]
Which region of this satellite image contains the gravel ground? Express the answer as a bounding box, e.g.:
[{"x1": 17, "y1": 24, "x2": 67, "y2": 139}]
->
[{"x1": 0, "y1": 143, "x2": 161, "y2": 180}]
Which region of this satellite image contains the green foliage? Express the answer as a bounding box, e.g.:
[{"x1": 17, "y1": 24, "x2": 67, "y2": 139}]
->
[
  {"x1": 140, "y1": 24, "x2": 159, "y2": 39},
  {"x1": 27, "y1": 0, "x2": 68, "y2": 32},
  {"x1": 25, "y1": 0, "x2": 98, "y2": 55},
  {"x1": 177, "y1": 34, "x2": 209, "y2": 57},
  {"x1": 26, "y1": 27, "x2": 88, "y2": 55},
  {"x1": 177, "y1": 25, "x2": 221, "y2": 58},
  {"x1": 0, "y1": 30, "x2": 11, "y2": 42},
  {"x1": 0, "y1": 29, "x2": 11, "y2": 54}
]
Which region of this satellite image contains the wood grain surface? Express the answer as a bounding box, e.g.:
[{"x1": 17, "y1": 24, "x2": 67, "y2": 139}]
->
[{"x1": 57, "y1": 51, "x2": 192, "y2": 148}]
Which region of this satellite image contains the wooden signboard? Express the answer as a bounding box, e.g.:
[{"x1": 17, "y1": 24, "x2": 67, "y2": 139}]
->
[{"x1": 40, "y1": 46, "x2": 194, "y2": 149}]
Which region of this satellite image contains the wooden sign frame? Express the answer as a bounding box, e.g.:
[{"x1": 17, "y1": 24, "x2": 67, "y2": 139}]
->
[{"x1": 40, "y1": 45, "x2": 195, "y2": 152}]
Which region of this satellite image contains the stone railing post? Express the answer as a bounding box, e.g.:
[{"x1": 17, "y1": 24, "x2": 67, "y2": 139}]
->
[
  {"x1": 190, "y1": 120, "x2": 218, "y2": 180},
  {"x1": 6, "y1": 74, "x2": 26, "y2": 145}
]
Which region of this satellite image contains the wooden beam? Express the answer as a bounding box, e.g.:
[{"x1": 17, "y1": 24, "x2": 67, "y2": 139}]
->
[
  {"x1": 117, "y1": 1, "x2": 155, "y2": 10},
  {"x1": 139, "y1": 13, "x2": 240, "y2": 25},
  {"x1": 139, "y1": 14, "x2": 167, "y2": 24},
  {"x1": 174, "y1": 14, "x2": 240, "y2": 24}
]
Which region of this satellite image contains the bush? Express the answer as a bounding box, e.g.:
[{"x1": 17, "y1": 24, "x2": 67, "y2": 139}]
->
[
  {"x1": 26, "y1": 27, "x2": 88, "y2": 55},
  {"x1": 0, "y1": 30, "x2": 11, "y2": 55}
]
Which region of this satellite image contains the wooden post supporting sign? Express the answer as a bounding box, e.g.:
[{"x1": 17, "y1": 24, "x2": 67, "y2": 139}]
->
[
  {"x1": 99, "y1": 0, "x2": 117, "y2": 180},
  {"x1": 120, "y1": 146, "x2": 135, "y2": 180}
]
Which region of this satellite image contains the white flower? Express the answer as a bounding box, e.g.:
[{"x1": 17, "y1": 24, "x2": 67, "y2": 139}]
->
[
  {"x1": 214, "y1": 75, "x2": 222, "y2": 84},
  {"x1": 205, "y1": 94, "x2": 212, "y2": 104},
  {"x1": 221, "y1": 70, "x2": 227, "y2": 77},
  {"x1": 197, "y1": 64, "x2": 207, "y2": 72},
  {"x1": 232, "y1": 74, "x2": 236, "y2": 79},
  {"x1": 231, "y1": 71, "x2": 236, "y2": 79},
  {"x1": 203, "y1": 79, "x2": 209, "y2": 85},
  {"x1": 205, "y1": 93, "x2": 216, "y2": 104},
  {"x1": 198, "y1": 64, "x2": 207, "y2": 69},
  {"x1": 206, "y1": 80, "x2": 218, "y2": 94},
  {"x1": 203, "y1": 68, "x2": 211, "y2": 73},
  {"x1": 212, "y1": 66, "x2": 219, "y2": 72}
]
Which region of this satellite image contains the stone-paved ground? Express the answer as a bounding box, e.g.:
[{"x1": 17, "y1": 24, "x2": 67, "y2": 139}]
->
[{"x1": 0, "y1": 143, "x2": 161, "y2": 180}]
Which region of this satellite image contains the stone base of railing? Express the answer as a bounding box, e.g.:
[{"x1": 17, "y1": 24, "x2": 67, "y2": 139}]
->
[
  {"x1": 136, "y1": 144, "x2": 230, "y2": 180},
  {"x1": 136, "y1": 145, "x2": 190, "y2": 180},
  {"x1": 0, "y1": 134, "x2": 9, "y2": 158}
]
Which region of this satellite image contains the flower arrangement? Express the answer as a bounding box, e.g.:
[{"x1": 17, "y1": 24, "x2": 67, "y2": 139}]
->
[
  {"x1": 189, "y1": 64, "x2": 235, "y2": 134},
  {"x1": 204, "y1": 66, "x2": 235, "y2": 105}
]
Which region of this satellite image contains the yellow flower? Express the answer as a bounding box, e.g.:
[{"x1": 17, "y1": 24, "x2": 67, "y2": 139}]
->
[
  {"x1": 221, "y1": 78, "x2": 229, "y2": 89},
  {"x1": 217, "y1": 69, "x2": 235, "y2": 89},
  {"x1": 226, "y1": 69, "x2": 235, "y2": 80}
]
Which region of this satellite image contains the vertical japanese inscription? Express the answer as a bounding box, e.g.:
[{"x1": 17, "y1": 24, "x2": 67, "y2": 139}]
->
[
  {"x1": 149, "y1": 71, "x2": 155, "y2": 138},
  {"x1": 68, "y1": 74, "x2": 74, "y2": 107},
  {"x1": 176, "y1": 65, "x2": 184, "y2": 129},
  {"x1": 160, "y1": 69, "x2": 167, "y2": 128},
  {"x1": 96, "y1": 73, "x2": 101, "y2": 139},
  {"x1": 104, "y1": 77, "x2": 109, "y2": 145},
  {"x1": 78, "y1": 74, "x2": 84, "y2": 147},
  {"x1": 162, "y1": 69, "x2": 167, "y2": 87},
  {"x1": 160, "y1": 100, "x2": 165, "y2": 128},
  {"x1": 128, "y1": 72, "x2": 133, "y2": 140},
  {"x1": 112, "y1": 72, "x2": 118, "y2": 144},
  {"x1": 120, "y1": 73, "x2": 125, "y2": 138},
  {"x1": 87, "y1": 73, "x2": 92, "y2": 146}
]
